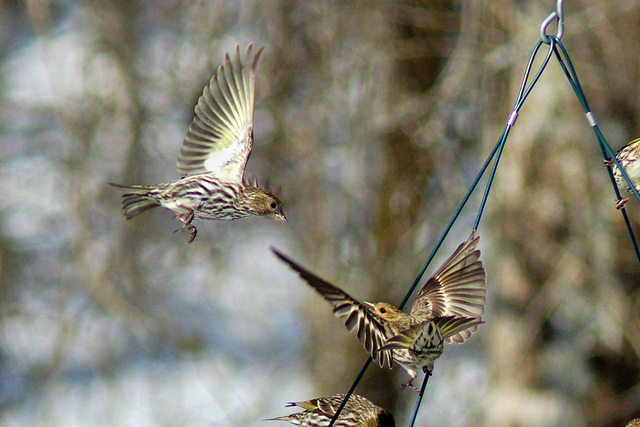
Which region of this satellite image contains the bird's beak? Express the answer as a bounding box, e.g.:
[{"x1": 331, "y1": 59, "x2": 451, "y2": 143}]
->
[{"x1": 273, "y1": 212, "x2": 287, "y2": 224}]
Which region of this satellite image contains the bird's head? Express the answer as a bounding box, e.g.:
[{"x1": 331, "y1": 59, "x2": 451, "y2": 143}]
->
[
  {"x1": 363, "y1": 301, "x2": 406, "y2": 322},
  {"x1": 244, "y1": 188, "x2": 286, "y2": 223}
]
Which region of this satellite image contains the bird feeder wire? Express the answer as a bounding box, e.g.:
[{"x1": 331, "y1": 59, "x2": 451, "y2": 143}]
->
[{"x1": 329, "y1": 2, "x2": 640, "y2": 426}]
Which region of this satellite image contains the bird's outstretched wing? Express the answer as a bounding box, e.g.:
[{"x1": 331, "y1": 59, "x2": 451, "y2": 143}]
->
[
  {"x1": 177, "y1": 44, "x2": 263, "y2": 182},
  {"x1": 410, "y1": 231, "x2": 486, "y2": 343},
  {"x1": 272, "y1": 248, "x2": 395, "y2": 369}
]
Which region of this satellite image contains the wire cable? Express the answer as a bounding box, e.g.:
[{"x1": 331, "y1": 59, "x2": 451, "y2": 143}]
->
[
  {"x1": 329, "y1": 2, "x2": 640, "y2": 425},
  {"x1": 329, "y1": 40, "x2": 557, "y2": 426},
  {"x1": 550, "y1": 36, "x2": 640, "y2": 263}
]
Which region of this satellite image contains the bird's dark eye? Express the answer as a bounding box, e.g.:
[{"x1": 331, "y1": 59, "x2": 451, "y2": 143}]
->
[
  {"x1": 380, "y1": 308, "x2": 387, "y2": 314},
  {"x1": 270, "y1": 202, "x2": 277, "y2": 209}
]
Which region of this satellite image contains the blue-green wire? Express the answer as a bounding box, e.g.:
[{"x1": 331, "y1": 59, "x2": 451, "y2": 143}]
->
[
  {"x1": 330, "y1": 39, "x2": 557, "y2": 427},
  {"x1": 549, "y1": 37, "x2": 640, "y2": 262},
  {"x1": 474, "y1": 41, "x2": 555, "y2": 229},
  {"x1": 407, "y1": 372, "x2": 431, "y2": 426},
  {"x1": 327, "y1": 133, "x2": 501, "y2": 427},
  {"x1": 331, "y1": 27, "x2": 638, "y2": 427},
  {"x1": 407, "y1": 39, "x2": 557, "y2": 427},
  {"x1": 552, "y1": 37, "x2": 640, "y2": 204}
]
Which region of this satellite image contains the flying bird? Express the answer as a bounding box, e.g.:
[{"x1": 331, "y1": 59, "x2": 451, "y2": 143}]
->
[
  {"x1": 272, "y1": 231, "x2": 486, "y2": 389},
  {"x1": 265, "y1": 393, "x2": 394, "y2": 427},
  {"x1": 604, "y1": 138, "x2": 640, "y2": 209},
  {"x1": 109, "y1": 44, "x2": 286, "y2": 243}
]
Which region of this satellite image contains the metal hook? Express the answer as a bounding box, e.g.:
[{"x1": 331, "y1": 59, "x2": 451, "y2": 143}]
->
[{"x1": 540, "y1": 0, "x2": 564, "y2": 43}]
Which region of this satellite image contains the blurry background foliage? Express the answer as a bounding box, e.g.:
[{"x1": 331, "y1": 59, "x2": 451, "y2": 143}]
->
[{"x1": 1, "y1": 0, "x2": 640, "y2": 426}]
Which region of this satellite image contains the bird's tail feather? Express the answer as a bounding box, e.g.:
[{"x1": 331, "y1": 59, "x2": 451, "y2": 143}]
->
[
  {"x1": 378, "y1": 316, "x2": 484, "y2": 351},
  {"x1": 108, "y1": 182, "x2": 160, "y2": 220}
]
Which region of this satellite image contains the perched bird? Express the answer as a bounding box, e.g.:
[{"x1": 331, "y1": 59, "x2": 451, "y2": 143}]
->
[
  {"x1": 265, "y1": 393, "x2": 394, "y2": 427},
  {"x1": 604, "y1": 138, "x2": 640, "y2": 209},
  {"x1": 272, "y1": 231, "x2": 486, "y2": 390},
  {"x1": 627, "y1": 419, "x2": 640, "y2": 427},
  {"x1": 109, "y1": 44, "x2": 286, "y2": 243}
]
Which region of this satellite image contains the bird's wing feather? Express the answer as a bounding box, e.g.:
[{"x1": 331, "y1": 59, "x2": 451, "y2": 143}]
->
[
  {"x1": 411, "y1": 231, "x2": 486, "y2": 343},
  {"x1": 272, "y1": 248, "x2": 395, "y2": 369},
  {"x1": 433, "y1": 316, "x2": 485, "y2": 341},
  {"x1": 177, "y1": 44, "x2": 263, "y2": 182},
  {"x1": 616, "y1": 138, "x2": 640, "y2": 159}
]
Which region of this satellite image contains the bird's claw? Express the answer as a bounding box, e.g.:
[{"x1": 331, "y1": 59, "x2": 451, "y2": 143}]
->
[
  {"x1": 174, "y1": 224, "x2": 198, "y2": 244},
  {"x1": 603, "y1": 159, "x2": 613, "y2": 167},
  {"x1": 400, "y1": 369, "x2": 433, "y2": 392},
  {"x1": 174, "y1": 207, "x2": 197, "y2": 243}
]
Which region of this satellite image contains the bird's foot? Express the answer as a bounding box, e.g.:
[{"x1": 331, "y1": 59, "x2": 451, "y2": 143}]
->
[
  {"x1": 615, "y1": 198, "x2": 629, "y2": 210},
  {"x1": 176, "y1": 207, "x2": 195, "y2": 226},
  {"x1": 174, "y1": 224, "x2": 198, "y2": 244},
  {"x1": 603, "y1": 159, "x2": 613, "y2": 167}
]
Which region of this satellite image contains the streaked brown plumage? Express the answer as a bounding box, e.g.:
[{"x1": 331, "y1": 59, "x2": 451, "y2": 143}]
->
[
  {"x1": 604, "y1": 138, "x2": 640, "y2": 209},
  {"x1": 109, "y1": 44, "x2": 285, "y2": 243},
  {"x1": 272, "y1": 231, "x2": 486, "y2": 389},
  {"x1": 265, "y1": 393, "x2": 394, "y2": 427}
]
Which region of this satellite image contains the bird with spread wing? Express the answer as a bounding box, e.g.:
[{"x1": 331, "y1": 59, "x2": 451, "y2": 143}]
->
[
  {"x1": 109, "y1": 44, "x2": 286, "y2": 243},
  {"x1": 272, "y1": 231, "x2": 486, "y2": 390}
]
